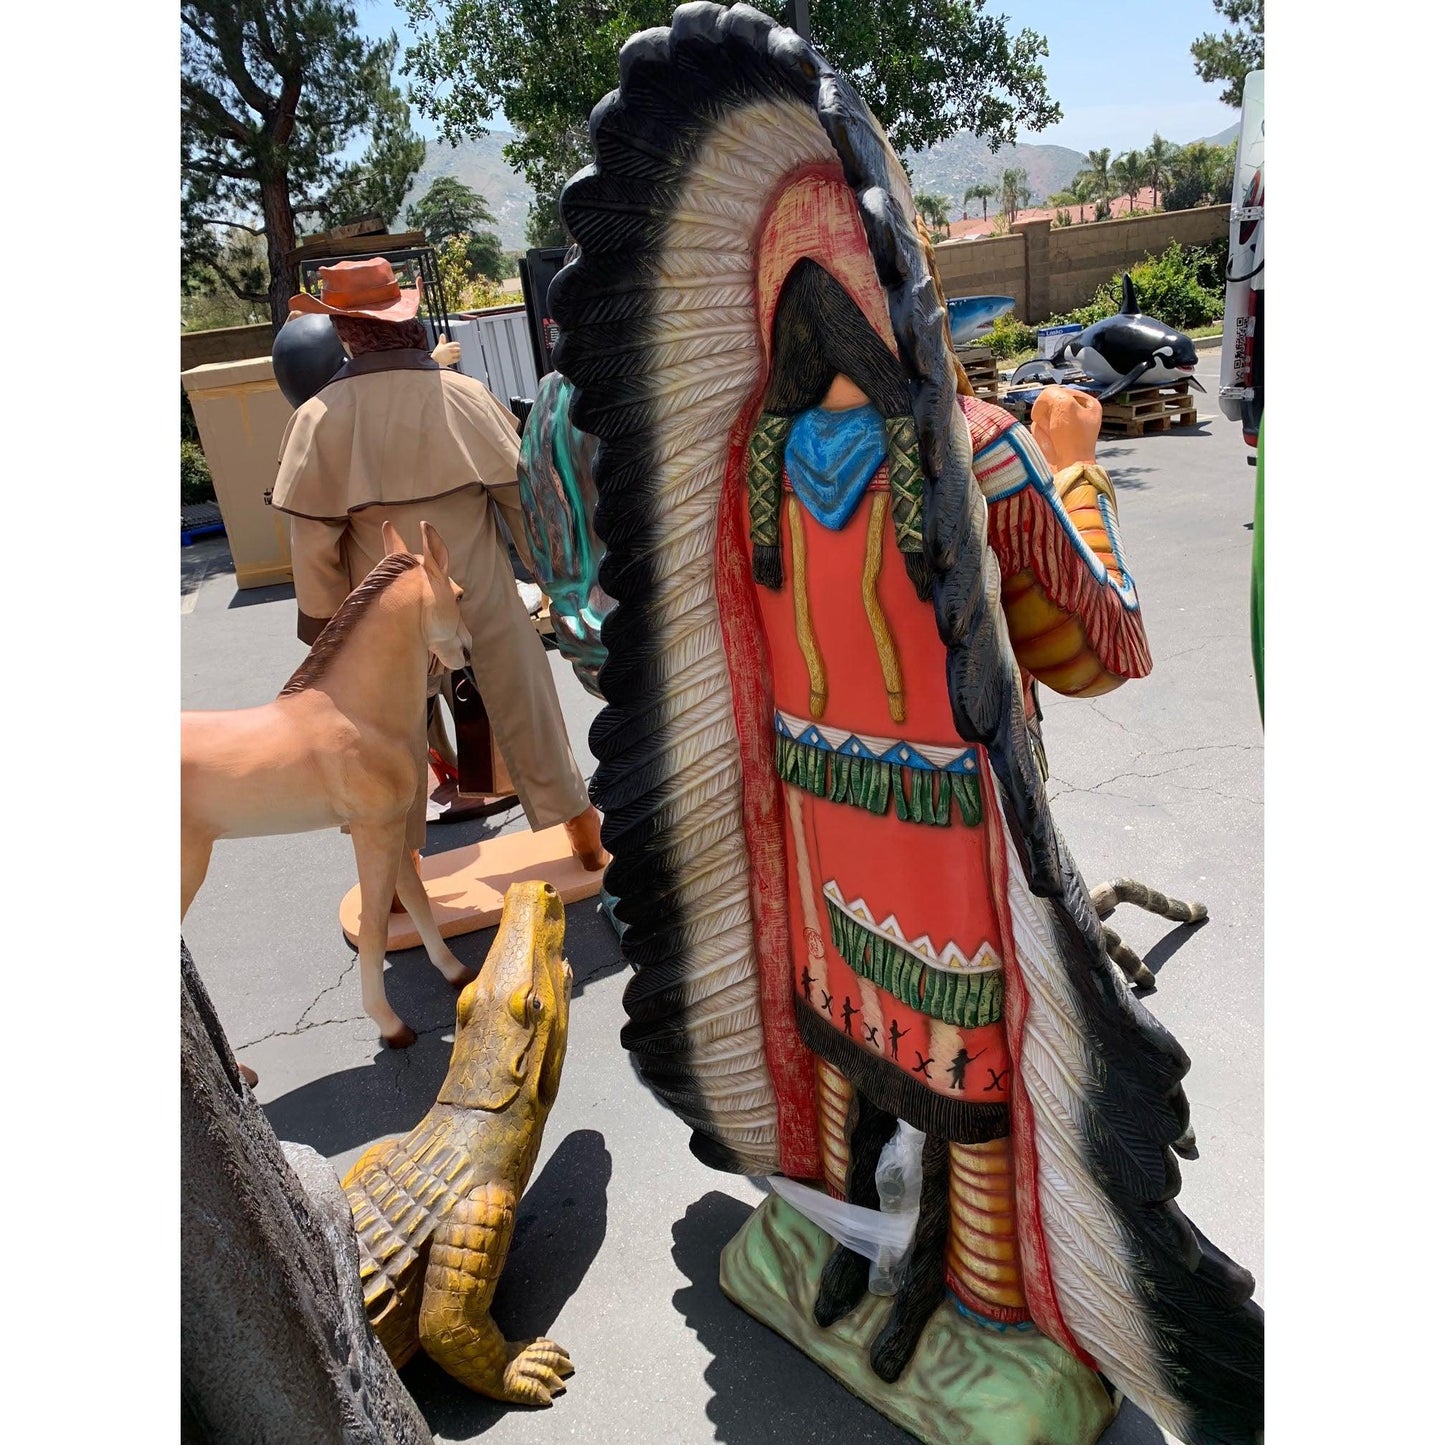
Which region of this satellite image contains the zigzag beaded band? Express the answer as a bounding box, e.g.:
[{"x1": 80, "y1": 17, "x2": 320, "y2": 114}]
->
[{"x1": 774, "y1": 712, "x2": 983, "y2": 828}]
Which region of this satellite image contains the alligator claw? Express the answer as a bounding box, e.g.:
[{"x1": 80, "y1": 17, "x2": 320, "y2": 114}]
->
[{"x1": 502, "y1": 1338, "x2": 573, "y2": 1404}]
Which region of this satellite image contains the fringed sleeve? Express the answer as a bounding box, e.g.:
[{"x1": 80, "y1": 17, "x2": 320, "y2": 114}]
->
[{"x1": 965, "y1": 397, "x2": 1152, "y2": 694}]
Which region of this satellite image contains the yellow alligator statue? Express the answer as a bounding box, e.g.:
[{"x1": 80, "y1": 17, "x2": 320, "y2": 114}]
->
[{"x1": 342, "y1": 880, "x2": 575, "y2": 1405}]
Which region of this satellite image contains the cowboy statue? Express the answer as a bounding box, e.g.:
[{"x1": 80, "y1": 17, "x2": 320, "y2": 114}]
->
[{"x1": 270, "y1": 257, "x2": 607, "y2": 914}]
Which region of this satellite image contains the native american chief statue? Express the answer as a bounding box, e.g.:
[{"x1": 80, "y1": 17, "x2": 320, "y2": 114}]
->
[{"x1": 551, "y1": 8, "x2": 1262, "y2": 1444}]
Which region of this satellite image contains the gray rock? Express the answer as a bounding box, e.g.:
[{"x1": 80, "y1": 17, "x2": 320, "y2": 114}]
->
[{"x1": 181, "y1": 939, "x2": 431, "y2": 1445}]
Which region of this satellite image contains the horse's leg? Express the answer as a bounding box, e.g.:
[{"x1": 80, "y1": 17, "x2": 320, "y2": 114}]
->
[
  {"x1": 392, "y1": 847, "x2": 476, "y2": 990},
  {"x1": 349, "y1": 821, "x2": 417, "y2": 1049},
  {"x1": 181, "y1": 827, "x2": 212, "y2": 920}
]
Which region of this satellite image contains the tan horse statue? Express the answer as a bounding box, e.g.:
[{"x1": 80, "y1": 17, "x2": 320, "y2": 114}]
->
[{"x1": 182, "y1": 520, "x2": 477, "y2": 1050}]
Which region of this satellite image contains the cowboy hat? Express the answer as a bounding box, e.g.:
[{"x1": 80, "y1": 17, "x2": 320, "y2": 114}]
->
[{"x1": 288, "y1": 257, "x2": 423, "y2": 322}]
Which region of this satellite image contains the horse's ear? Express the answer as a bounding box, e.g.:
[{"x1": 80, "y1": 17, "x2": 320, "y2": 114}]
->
[
  {"x1": 381, "y1": 520, "x2": 408, "y2": 557},
  {"x1": 420, "y1": 521, "x2": 450, "y2": 577}
]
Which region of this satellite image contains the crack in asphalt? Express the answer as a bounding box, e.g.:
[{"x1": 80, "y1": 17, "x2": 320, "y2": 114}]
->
[
  {"x1": 1158, "y1": 640, "x2": 1215, "y2": 665},
  {"x1": 234, "y1": 931, "x2": 625, "y2": 1054},
  {"x1": 1048, "y1": 740, "x2": 1263, "y2": 808},
  {"x1": 234, "y1": 1010, "x2": 370, "y2": 1051},
  {"x1": 296, "y1": 955, "x2": 359, "y2": 1028},
  {"x1": 1083, "y1": 700, "x2": 1151, "y2": 745}
]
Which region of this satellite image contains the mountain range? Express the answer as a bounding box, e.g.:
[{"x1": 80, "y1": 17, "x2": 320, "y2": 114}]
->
[{"x1": 401, "y1": 125, "x2": 1240, "y2": 250}]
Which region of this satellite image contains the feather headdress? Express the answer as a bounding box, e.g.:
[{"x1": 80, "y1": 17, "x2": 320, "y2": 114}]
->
[{"x1": 553, "y1": 8, "x2": 1262, "y2": 1443}]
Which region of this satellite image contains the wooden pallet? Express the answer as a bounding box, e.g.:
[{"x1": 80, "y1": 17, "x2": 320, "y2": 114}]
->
[
  {"x1": 957, "y1": 344, "x2": 1001, "y2": 401},
  {"x1": 997, "y1": 379, "x2": 1199, "y2": 435},
  {"x1": 1099, "y1": 380, "x2": 1198, "y2": 437}
]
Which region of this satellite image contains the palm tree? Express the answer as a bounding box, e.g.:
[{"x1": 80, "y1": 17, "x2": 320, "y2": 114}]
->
[
  {"x1": 1049, "y1": 186, "x2": 1089, "y2": 226},
  {"x1": 1082, "y1": 148, "x2": 1113, "y2": 220},
  {"x1": 1113, "y1": 151, "x2": 1147, "y2": 213},
  {"x1": 965, "y1": 182, "x2": 997, "y2": 222},
  {"x1": 1145, "y1": 132, "x2": 1175, "y2": 208},
  {"x1": 999, "y1": 167, "x2": 1032, "y2": 222},
  {"x1": 914, "y1": 191, "x2": 952, "y2": 242},
  {"x1": 1164, "y1": 141, "x2": 1227, "y2": 209}
]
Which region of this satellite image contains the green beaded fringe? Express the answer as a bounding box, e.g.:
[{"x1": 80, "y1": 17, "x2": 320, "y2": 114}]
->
[
  {"x1": 826, "y1": 898, "x2": 1004, "y2": 1028},
  {"x1": 775, "y1": 732, "x2": 983, "y2": 828}
]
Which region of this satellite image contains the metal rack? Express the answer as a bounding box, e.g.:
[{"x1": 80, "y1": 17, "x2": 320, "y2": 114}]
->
[{"x1": 285, "y1": 229, "x2": 451, "y2": 341}]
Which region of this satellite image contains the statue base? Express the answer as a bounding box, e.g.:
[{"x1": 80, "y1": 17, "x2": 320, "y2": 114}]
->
[
  {"x1": 339, "y1": 824, "x2": 604, "y2": 951},
  {"x1": 719, "y1": 1194, "x2": 1118, "y2": 1445}
]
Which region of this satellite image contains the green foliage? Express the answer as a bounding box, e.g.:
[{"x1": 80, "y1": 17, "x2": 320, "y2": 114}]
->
[
  {"x1": 525, "y1": 188, "x2": 567, "y2": 249},
  {"x1": 406, "y1": 176, "x2": 498, "y2": 244},
  {"x1": 915, "y1": 191, "x2": 953, "y2": 242},
  {"x1": 1068, "y1": 242, "x2": 1226, "y2": 331},
  {"x1": 1112, "y1": 150, "x2": 1148, "y2": 213},
  {"x1": 464, "y1": 232, "x2": 509, "y2": 283},
  {"x1": 181, "y1": 440, "x2": 216, "y2": 507},
  {"x1": 435, "y1": 233, "x2": 508, "y2": 311},
  {"x1": 406, "y1": 176, "x2": 509, "y2": 281},
  {"x1": 182, "y1": 5, "x2": 426, "y2": 327},
  {"x1": 1191, "y1": 0, "x2": 1264, "y2": 108},
  {"x1": 1145, "y1": 132, "x2": 1176, "y2": 202},
  {"x1": 999, "y1": 166, "x2": 1032, "y2": 220},
  {"x1": 1163, "y1": 140, "x2": 1235, "y2": 210},
  {"x1": 963, "y1": 182, "x2": 997, "y2": 220},
  {"x1": 1074, "y1": 148, "x2": 1112, "y2": 220},
  {"x1": 979, "y1": 313, "x2": 1037, "y2": 358},
  {"x1": 181, "y1": 228, "x2": 269, "y2": 330},
  {"x1": 319, "y1": 74, "x2": 427, "y2": 229},
  {"x1": 400, "y1": 2, "x2": 1061, "y2": 241}
]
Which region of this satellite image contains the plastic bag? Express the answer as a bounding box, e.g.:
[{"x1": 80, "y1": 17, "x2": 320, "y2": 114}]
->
[
  {"x1": 870, "y1": 1122, "x2": 924, "y2": 1294},
  {"x1": 766, "y1": 1119, "x2": 924, "y2": 1284}
]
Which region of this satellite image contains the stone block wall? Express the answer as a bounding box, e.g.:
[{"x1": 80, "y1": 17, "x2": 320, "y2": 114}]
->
[{"x1": 931, "y1": 204, "x2": 1230, "y2": 323}]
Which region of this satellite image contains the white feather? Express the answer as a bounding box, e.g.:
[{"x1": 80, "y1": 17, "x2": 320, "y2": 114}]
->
[{"x1": 605, "y1": 98, "x2": 837, "y2": 1171}]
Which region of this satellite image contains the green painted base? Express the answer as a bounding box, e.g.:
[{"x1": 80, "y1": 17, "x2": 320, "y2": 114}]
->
[{"x1": 719, "y1": 1194, "x2": 1118, "y2": 1445}]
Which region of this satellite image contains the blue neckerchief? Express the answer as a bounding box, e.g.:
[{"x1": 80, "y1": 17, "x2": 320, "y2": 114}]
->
[{"x1": 784, "y1": 403, "x2": 888, "y2": 530}]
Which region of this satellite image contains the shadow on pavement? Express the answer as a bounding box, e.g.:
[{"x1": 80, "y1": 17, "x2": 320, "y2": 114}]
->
[
  {"x1": 1139, "y1": 917, "x2": 1210, "y2": 986},
  {"x1": 263, "y1": 1028, "x2": 453, "y2": 1157},
  {"x1": 402, "y1": 1128, "x2": 613, "y2": 1436},
  {"x1": 181, "y1": 537, "x2": 235, "y2": 600},
  {"x1": 261, "y1": 898, "x2": 625, "y2": 1158},
  {"x1": 1104, "y1": 465, "x2": 1156, "y2": 490},
  {"x1": 1100, "y1": 1400, "x2": 1168, "y2": 1444},
  {"x1": 670, "y1": 1192, "x2": 916, "y2": 1444},
  {"x1": 228, "y1": 580, "x2": 297, "y2": 608}
]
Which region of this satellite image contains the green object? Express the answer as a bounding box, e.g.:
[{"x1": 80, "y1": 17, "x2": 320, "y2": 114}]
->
[
  {"x1": 719, "y1": 1194, "x2": 1118, "y2": 1445},
  {"x1": 774, "y1": 733, "x2": 983, "y2": 828},
  {"x1": 1251, "y1": 416, "x2": 1264, "y2": 721},
  {"x1": 826, "y1": 899, "x2": 1004, "y2": 1028}
]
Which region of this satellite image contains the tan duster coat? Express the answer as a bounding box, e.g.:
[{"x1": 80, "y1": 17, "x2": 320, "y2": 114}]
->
[{"x1": 271, "y1": 351, "x2": 589, "y2": 844}]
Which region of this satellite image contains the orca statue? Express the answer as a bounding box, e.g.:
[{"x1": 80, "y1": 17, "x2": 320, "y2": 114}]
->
[
  {"x1": 946, "y1": 294, "x2": 1015, "y2": 347},
  {"x1": 1008, "y1": 356, "x2": 1092, "y2": 389},
  {"x1": 1048, "y1": 275, "x2": 1206, "y2": 401}
]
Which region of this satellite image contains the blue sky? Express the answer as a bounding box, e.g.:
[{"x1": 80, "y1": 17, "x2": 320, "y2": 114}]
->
[{"x1": 357, "y1": 0, "x2": 1241, "y2": 154}]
